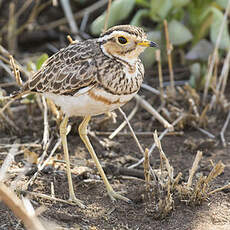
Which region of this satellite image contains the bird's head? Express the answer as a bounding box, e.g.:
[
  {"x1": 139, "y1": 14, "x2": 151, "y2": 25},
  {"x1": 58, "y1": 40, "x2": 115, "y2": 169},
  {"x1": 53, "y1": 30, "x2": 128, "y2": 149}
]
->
[{"x1": 98, "y1": 25, "x2": 158, "y2": 64}]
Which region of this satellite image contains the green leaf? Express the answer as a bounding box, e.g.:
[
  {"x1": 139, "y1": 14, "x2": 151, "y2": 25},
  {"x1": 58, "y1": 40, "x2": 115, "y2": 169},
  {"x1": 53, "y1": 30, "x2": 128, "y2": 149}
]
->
[
  {"x1": 189, "y1": 63, "x2": 207, "y2": 89},
  {"x1": 130, "y1": 9, "x2": 149, "y2": 26},
  {"x1": 210, "y1": 7, "x2": 230, "y2": 49},
  {"x1": 186, "y1": 39, "x2": 214, "y2": 61},
  {"x1": 193, "y1": 9, "x2": 213, "y2": 44},
  {"x1": 36, "y1": 53, "x2": 49, "y2": 70},
  {"x1": 168, "y1": 19, "x2": 193, "y2": 45},
  {"x1": 135, "y1": 0, "x2": 150, "y2": 8},
  {"x1": 90, "y1": 0, "x2": 135, "y2": 35},
  {"x1": 150, "y1": 0, "x2": 172, "y2": 21},
  {"x1": 172, "y1": 0, "x2": 190, "y2": 8},
  {"x1": 190, "y1": 63, "x2": 201, "y2": 77},
  {"x1": 216, "y1": 0, "x2": 229, "y2": 8}
]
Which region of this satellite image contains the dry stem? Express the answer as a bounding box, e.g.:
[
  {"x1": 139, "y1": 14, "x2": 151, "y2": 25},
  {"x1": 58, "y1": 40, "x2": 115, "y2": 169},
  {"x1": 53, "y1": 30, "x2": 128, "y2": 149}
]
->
[
  {"x1": 129, "y1": 114, "x2": 185, "y2": 169},
  {"x1": 109, "y1": 101, "x2": 139, "y2": 139},
  {"x1": 163, "y1": 20, "x2": 175, "y2": 96},
  {"x1": 42, "y1": 96, "x2": 49, "y2": 149},
  {"x1": 135, "y1": 94, "x2": 173, "y2": 131},
  {"x1": 0, "y1": 183, "x2": 46, "y2": 230},
  {"x1": 203, "y1": 0, "x2": 230, "y2": 103},
  {"x1": 220, "y1": 48, "x2": 230, "y2": 96},
  {"x1": 9, "y1": 55, "x2": 22, "y2": 86},
  {"x1": 8, "y1": 2, "x2": 17, "y2": 54},
  {"x1": 60, "y1": 0, "x2": 79, "y2": 36},
  {"x1": 103, "y1": 0, "x2": 112, "y2": 32},
  {"x1": 143, "y1": 148, "x2": 150, "y2": 190},
  {"x1": 118, "y1": 107, "x2": 145, "y2": 156},
  {"x1": 220, "y1": 110, "x2": 230, "y2": 147},
  {"x1": 154, "y1": 130, "x2": 173, "y2": 180},
  {"x1": 187, "y1": 151, "x2": 203, "y2": 188},
  {"x1": 155, "y1": 49, "x2": 164, "y2": 104},
  {"x1": 39, "y1": 0, "x2": 107, "y2": 31}
]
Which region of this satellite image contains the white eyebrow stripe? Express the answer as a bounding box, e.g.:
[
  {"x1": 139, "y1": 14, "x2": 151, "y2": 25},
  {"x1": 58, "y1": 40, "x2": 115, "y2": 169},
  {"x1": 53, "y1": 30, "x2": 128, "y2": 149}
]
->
[{"x1": 98, "y1": 31, "x2": 138, "y2": 42}]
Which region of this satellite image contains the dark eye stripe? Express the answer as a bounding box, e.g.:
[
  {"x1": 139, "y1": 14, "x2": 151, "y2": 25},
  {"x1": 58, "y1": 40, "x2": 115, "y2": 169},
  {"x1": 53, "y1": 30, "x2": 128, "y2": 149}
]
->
[{"x1": 118, "y1": 36, "x2": 127, "y2": 44}]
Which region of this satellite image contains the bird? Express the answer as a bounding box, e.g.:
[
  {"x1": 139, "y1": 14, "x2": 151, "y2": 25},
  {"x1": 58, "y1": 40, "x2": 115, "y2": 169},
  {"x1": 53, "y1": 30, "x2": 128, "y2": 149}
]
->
[{"x1": 13, "y1": 25, "x2": 158, "y2": 207}]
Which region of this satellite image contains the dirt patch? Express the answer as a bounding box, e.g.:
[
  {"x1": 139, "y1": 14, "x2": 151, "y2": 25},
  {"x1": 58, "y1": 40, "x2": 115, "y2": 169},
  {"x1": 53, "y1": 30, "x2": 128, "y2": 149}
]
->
[{"x1": 1, "y1": 93, "x2": 230, "y2": 229}]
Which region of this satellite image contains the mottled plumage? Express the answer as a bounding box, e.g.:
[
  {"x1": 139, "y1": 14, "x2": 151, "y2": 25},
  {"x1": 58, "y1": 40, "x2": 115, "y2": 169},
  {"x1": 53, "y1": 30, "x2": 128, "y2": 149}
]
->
[
  {"x1": 17, "y1": 25, "x2": 157, "y2": 206},
  {"x1": 22, "y1": 39, "x2": 144, "y2": 96}
]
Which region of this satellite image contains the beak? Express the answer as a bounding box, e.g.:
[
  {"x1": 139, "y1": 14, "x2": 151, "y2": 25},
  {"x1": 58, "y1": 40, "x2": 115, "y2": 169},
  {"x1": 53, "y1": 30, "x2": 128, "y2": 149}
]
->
[{"x1": 138, "y1": 40, "x2": 159, "y2": 48}]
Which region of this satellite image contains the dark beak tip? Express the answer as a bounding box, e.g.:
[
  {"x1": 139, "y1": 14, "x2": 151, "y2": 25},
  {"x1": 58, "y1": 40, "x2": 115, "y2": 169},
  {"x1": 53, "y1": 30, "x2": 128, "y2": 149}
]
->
[{"x1": 150, "y1": 41, "x2": 159, "y2": 48}]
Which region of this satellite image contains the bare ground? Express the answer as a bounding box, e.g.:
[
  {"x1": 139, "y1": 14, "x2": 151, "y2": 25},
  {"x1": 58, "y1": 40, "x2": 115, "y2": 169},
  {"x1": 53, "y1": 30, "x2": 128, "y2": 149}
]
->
[{"x1": 0, "y1": 84, "x2": 230, "y2": 230}]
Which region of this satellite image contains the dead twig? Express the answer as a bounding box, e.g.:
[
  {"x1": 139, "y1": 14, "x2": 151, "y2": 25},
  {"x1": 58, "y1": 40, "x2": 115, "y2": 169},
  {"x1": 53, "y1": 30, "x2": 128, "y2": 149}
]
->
[
  {"x1": 39, "y1": 0, "x2": 107, "y2": 31},
  {"x1": 9, "y1": 55, "x2": 22, "y2": 86},
  {"x1": 220, "y1": 47, "x2": 230, "y2": 97},
  {"x1": 187, "y1": 151, "x2": 203, "y2": 188},
  {"x1": 109, "y1": 101, "x2": 139, "y2": 139},
  {"x1": 42, "y1": 96, "x2": 49, "y2": 149},
  {"x1": 210, "y1": 47, "x2": 230, "y2": 109},
  {"x1": 202, "y1": 161, "x2": 225, "y2": 193},
  {"x1": 118, "y1": 107, "x2": 145, "y2": 156},
  {"x1": 154, "y1": 130, "x2": 173, "y2": 180},
  {"x1": 155, "y1": 49, "x2": 165, "y2": 104},
  {"x1": 104, "y1": 164, "x2": 144, "y2": 179},
  {"x1": 208, "y1": 183, "x2": 230, "y2": 195},
  {"x1": 143, "y1": 148, "x2": 150, "y2": 190},
  {"x1": 97, "y1": 131, "x2": 183, "y2": 137},
  {"x1": 103, "y1": 0, "x2": 112, "y2": 32},
  {"x1": 15, "y1": 1, "x2": 50, "y2": 37},
  {"x1": 60, "y1": 0, "x2": 80, "y2": 38},
  {"x1": 8, "y1": 2, "x2": 17, "y2": 54},
  {"x1": 25, "y1": 191, "x2": 78, "y2": 206},
  {"x1": 141, "y1": 83, "x2": 163, "y2": 97},
  {"x1": 135, "y1": 94, "x2": 173, "y2": 131},
  {"x1": 0, "y1": 142, "x2": 41, "y2": 149},
  {"x1": 26, "y1": 125, "x2": 70, "y2": 188},
  {"x1": 203, "y1": 0, "x2": 230, "y2": 103},
  {"x1": 129, "y1": 114, "x2": 185, "y2": 169},
  {"x1": 164, "y1": 20, "x2": 175, "y2": 96},
  {"x1": 220, "y1": 110, "x2": 230, "y2": 147},
  {"x1": 0, "y1": 145, "x2": 18, "y2": 182},
  {"x1": 0, "y1": 59, "x2": 15, "y2": 79},
  {"x1": 0, "y1": 183, "x2": 46, "y2": 230},
  {"x1": 0, "y1": 45, "x2": 29, "y2": 78},
  {"x1": 195, "y1": 127, "x2": 215, "y2": 139},
  {"x1": 0, "y1": 108, "x2": 20, "y2": 132},
  {"x1": 188, "y1": 98, "x2": 199, "y2": 119}
]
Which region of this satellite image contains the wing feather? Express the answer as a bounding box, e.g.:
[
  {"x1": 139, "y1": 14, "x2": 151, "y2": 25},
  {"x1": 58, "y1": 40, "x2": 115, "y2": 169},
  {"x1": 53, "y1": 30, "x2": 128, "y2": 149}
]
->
[{"x1": 21, "y1": 40, "x2": 100, "y2": 96}]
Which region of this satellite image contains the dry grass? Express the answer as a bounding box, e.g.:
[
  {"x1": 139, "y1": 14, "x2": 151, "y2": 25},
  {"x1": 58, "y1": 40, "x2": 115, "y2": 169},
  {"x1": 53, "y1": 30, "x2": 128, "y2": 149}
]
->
[{"x1": 142, "y1": 131, "x2": 227, "y2": 219}]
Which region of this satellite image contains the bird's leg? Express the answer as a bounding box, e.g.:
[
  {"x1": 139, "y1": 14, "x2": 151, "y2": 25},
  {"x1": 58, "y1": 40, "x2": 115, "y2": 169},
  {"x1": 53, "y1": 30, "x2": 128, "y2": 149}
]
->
[
  {"x1": 60, "y1": 116, "x2": 85, "y2": 208},
  {"x1": 79, "y1": 115, "x2": 130, "y2": 203}
]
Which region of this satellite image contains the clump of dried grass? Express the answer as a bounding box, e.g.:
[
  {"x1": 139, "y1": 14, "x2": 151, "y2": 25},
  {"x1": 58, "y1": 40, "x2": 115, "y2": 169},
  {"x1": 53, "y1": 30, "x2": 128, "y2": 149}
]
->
[{"x1": 143, "y1": 131, "x2": 227, "y2": 219}]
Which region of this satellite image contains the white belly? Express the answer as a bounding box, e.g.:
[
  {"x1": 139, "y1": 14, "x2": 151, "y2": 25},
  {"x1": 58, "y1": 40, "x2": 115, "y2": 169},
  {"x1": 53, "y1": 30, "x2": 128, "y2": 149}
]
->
[{"x1": 43, "y1": 88, "x2": 136, "y2": 117}]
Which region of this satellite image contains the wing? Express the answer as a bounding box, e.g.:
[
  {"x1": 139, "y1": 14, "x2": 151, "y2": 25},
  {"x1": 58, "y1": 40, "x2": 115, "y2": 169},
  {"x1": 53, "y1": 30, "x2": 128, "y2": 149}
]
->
[{"x1": 21, "y1": 39, "x2": 101, "y2": 96}]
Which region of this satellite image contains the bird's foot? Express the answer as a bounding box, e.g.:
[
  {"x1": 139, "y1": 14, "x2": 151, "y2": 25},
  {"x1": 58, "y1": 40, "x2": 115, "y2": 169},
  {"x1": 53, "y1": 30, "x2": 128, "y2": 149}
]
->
[
  {"x1": 68, "y1": 195, "x2": 86, "y2": 208},
  {"x1": 107, "y1": 189, "x2": 131, "y2": 203}
]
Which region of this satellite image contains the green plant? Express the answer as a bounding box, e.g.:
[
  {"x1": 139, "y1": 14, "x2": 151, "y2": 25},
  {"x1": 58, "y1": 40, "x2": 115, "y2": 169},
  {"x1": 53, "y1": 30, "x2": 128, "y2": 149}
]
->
[{"x1": 90, "y1": 0, "x2": 230, "y2": 88}]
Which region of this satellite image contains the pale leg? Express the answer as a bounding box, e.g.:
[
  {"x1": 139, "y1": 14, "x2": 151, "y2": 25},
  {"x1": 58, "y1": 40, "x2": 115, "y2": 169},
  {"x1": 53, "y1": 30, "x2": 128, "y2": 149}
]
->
[
  {"x1": 60, "y1": 116, "x2": 85, "y2": 208},
  {"x1": 78, "y1": 115, "x2": 130, "y2": 203}
]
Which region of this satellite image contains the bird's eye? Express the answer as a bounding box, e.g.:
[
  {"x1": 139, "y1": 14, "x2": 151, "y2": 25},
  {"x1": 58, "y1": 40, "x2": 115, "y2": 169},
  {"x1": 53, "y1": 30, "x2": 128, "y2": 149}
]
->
[{"x1": 118, "y1": 36, "x2": 128, "y2": 44}]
